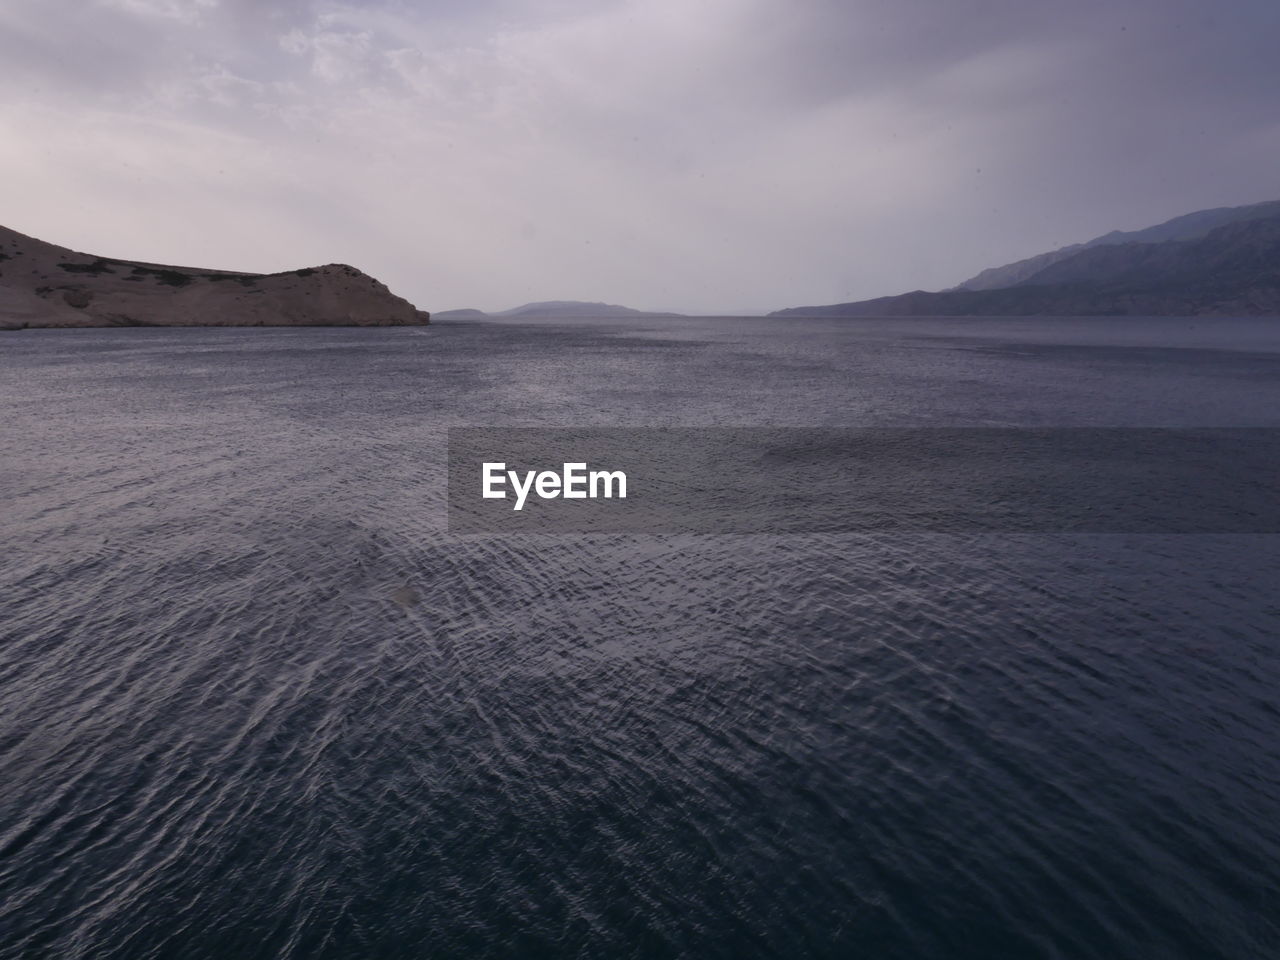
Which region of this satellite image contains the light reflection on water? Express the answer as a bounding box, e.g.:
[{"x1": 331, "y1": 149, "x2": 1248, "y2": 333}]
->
[{"x1": 1, "y1": 317, "x2": 1278, "y2": 959}]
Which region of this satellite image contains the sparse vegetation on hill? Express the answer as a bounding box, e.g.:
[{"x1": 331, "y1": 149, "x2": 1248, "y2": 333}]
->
[{"x1": 0, "y1": 225, "x2": 429, "y2": 328}]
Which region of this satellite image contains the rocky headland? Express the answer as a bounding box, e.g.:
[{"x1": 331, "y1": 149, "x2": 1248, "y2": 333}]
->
[{"x1": 0, "y1": 224, "x2": 429, "y2": 329}]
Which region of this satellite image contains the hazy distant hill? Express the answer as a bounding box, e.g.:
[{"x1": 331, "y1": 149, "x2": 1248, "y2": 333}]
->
[
  {"x1": 771, "y1": 202, "x2": 1280, "y2": 318},
  {"x1": 433, "y1": 301, "x2": 683, "y2": 319},
  {"x1": 953, "y1": 199, "x2": 1280, "y2": 291},
  {"x1": 431, "y1": 308, "x2": 488, "y2": 319},
  {"x1": 0, "y1": 224, "x2": 429, "y2": 329},
  {"x1": 497, "y1": 301, "x2": 682, "y2": 318}
]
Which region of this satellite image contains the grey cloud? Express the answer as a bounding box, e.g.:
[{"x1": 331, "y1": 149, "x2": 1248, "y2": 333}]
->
[{"x1": 0, "y1": 0, "x2": 1276, "y2": 313}]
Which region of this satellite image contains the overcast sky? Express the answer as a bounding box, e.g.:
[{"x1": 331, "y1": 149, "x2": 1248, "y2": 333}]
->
[{"x1": 1, "y1": 0, "x2": 1276, "y2": 313}]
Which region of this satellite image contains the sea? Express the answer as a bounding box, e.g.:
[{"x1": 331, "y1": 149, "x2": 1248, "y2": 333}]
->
[{"x1": 2, "y1": 315, "x2": 1278, "y2": 959}]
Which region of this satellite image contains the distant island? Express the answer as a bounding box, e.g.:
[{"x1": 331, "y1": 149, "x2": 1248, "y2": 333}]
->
[
  {"x1": 0, "y1": 224, "x2": 429, "y2": 329},
  {"x1": 431, "y1": 308, "x2": 489, "y2": 319},
  {"x1": 435, "y1": 300, "x2": 683, "y2": 320},
  {"x1": 771, "y1": 200, "x2": 1280, "y2": 318}
]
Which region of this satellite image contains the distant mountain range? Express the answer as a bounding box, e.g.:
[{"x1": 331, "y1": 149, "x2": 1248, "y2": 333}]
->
[
  {"x1": 771, "y1": 200, "x2": 1280, "y2": 318},
  {"x1": 435, "y1": 300, "x2": 682, "y2": 319},
  {"x1": 0, "y1": 224, "x2": 428, "y2": 329},
  {"x1": 13, "y1": 199, "x2": 1278, "y2": 328}
]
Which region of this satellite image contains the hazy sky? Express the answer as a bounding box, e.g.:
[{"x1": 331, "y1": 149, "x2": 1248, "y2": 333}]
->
[{"x1": 1, "y1": 0, "x2": 1276, "y2": 313}]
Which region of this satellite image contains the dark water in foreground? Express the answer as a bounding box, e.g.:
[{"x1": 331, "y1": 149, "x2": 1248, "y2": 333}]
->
[{"x1": 2, "y1": 316, "x2": 1279, "y2": 960}]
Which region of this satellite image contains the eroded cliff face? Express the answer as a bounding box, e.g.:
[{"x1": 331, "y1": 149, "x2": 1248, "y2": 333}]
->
[{"x1": 0, "y1": 225, "x2": 429, "y2": 329}]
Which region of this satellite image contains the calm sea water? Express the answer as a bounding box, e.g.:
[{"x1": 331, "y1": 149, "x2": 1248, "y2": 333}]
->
[{"x1": 2, "y1": 316, "x2": 1279, "y2": 959}]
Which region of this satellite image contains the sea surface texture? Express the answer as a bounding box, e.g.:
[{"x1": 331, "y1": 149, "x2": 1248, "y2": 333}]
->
[{"x1": 2, "y1": 316, "x2": 1278, "y2": 959}]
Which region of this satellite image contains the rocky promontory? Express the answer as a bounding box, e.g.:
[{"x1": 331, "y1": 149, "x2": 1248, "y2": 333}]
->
[{"x1": 0, "y1": 224, "x2": 429, "y2": 329}]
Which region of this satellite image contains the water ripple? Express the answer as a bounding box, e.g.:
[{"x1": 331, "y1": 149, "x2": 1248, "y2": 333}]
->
[{"x1": 2, "y1": 321, "x2": 1279, "y2": 959}]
